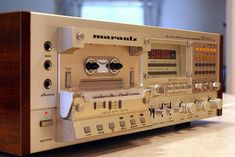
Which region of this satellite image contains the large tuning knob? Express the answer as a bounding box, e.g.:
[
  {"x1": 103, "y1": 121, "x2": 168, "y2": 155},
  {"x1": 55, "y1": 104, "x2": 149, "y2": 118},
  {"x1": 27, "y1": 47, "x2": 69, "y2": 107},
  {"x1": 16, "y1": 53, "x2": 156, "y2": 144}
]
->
[
  {"x1": 180, "y1": 102, "x2": 196, "y2": 114},
  {"x1": 209, "y1": 98, "x2": 223, "y2": 109}
]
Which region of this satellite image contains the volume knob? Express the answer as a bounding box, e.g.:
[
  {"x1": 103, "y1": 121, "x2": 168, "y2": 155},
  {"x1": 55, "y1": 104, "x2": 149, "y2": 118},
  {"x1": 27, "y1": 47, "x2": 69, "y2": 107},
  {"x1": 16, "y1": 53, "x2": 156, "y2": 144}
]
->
[
  {"x1": 209, "y1": 98, "x2": 223, "y2": 109},
  {"x1": 181, "y1": 103, "x2": 196, "y2": 114},
  {"x1": 195, "y1": 100, "x2": 209, "y2": 111}
]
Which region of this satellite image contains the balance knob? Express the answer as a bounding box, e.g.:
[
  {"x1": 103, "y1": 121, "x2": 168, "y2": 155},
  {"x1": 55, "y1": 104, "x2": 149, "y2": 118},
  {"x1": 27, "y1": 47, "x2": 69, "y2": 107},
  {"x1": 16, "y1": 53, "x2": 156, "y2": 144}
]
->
[
  {"x1": 194, "y1": 82, "x2": 203, "y2": 90},
  {"x1": 181, "y1": 103, "x2": 196, "y2": 114},
  {"x1": 195, "y1": 100, "x2": 209, "y2": 111},
  {"x1": 86, "y1": 62, "x2": 99, "y2": 70},
  {"x1": 211, "y1": 81, "x2": 221, "y2": 91},
  {"x1": 209, "y1": 98, "x2": 223, "y2": 109}
]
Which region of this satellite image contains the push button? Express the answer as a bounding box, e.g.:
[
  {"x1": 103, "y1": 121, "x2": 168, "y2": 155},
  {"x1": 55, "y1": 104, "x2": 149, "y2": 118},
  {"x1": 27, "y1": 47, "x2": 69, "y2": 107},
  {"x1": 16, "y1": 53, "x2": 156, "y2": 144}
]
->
[
  {"x1": 39, "y1": 119, "x2": 53, "y2": 127},
  {"x1": 84, "y1": 127, "x2": 91, "y2": 133},
  {"x1": 119, "y1": 121, "x2": 126, "y2": 127},
  {"x1": 130, "y1": 119, "x2": 136, "y2": 125},
  {"x1": 108, "y1": 123, "x2": 115, "y2": 129},
  {"x1": 140, "y1": 117, "x2": 146, "y2": 123},
  {"x1": 96, "y1": 124, "x2": 103, "y2": 131}
]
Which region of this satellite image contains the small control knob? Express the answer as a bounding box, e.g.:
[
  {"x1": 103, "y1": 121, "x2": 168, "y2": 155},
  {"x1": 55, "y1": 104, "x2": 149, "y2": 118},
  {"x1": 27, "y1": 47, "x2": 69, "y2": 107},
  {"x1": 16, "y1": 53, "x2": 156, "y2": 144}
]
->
[
  {"x1": 202, "y1": 82, "x2": 210, "y2": 90},
  {"x1": 86, "y1": 62, "x2": 99, "y2": 70},
  {"x1": 194, "y1": 82, "x2": 203, "y2": 90},
  {"x1": 211, "y1": 81, "x2": 221, "y2": 91},
  {"x1": 152, "y1": 84, "x2": 165, "y2": 95},
  {"x1": 181, "y1": 103, "x2": 196, "y2": 114},
  {"x1": 109, "y1": 62, "x2": 123, "y2": 70},
  {"x1": 209, "y1": 98, "x2": 223, "y2": 109},
  {"x1": 195, "y1": 100, "x2": 209, "y2": 111}
]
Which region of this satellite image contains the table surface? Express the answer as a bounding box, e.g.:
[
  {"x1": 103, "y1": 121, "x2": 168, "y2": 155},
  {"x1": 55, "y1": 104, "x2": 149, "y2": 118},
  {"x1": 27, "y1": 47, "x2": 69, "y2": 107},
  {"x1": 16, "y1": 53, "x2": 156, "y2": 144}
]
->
[{"x1": 0, "y1": 105, "x2": 234, "y2": 157}]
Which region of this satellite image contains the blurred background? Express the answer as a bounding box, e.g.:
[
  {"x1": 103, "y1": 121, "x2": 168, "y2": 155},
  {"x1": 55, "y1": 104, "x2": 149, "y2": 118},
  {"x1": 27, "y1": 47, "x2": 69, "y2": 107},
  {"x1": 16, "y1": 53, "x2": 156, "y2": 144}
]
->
[{"x1": 1, "y1": 0, "x2": 235, "y2": 97}]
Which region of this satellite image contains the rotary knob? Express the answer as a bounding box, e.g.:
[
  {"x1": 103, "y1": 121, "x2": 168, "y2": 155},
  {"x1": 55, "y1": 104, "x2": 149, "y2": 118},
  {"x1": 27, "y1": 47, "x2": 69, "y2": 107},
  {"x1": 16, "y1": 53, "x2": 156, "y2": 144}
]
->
[
  {"x1": 210, "y1": 81, "x2": 221, "y2": 91},
  {"x1": 209, "y1": 98, "x2": 223, "y2": 109},
  {"x1": 194, "y1": 82, "x2": 203, "y2": 90},
  {"x1": 181, "y1": 103, "x2": 196, "y2": 114},
  {"x1": 151, "y1": 84, "x2": 165, "y2": 95},
  {"x1": 202, "y1": 82, "x2": 210, "y2": 90},
  {"x1": 195, "y1": 100, "x2": 210, "y2": 111}
]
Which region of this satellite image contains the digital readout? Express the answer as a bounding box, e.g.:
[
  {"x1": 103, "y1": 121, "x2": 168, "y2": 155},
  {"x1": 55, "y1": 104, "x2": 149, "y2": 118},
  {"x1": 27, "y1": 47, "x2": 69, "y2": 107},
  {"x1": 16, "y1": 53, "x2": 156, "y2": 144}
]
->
[{"x1": 148, "y1": 49, "x2": 176, "y2": 59}]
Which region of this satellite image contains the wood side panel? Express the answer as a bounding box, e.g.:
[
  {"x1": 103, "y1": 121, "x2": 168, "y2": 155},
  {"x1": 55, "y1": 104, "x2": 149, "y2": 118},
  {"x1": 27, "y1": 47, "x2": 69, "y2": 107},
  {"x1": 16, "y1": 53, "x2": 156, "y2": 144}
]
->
[
  {"x1": 20, "y1": 12, "x2": 31, "y2": 155},
  {"x1": 0, "y1": 12, "x2": 30, "y2": 156},
  {"x1": 218, "y1": 35, "x2": 223, "y2": 99}
]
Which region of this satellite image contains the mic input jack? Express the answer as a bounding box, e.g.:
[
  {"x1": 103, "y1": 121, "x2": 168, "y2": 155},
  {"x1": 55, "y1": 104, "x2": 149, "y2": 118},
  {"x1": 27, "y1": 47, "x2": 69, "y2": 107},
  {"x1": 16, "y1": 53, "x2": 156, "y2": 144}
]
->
[
  {"x1": 44, "y1": 79, "x2": 52, "y2": 89},
  {"x1": 44, "y1": 60, "x2": 52, "y2": 71},
  {"x1": 44, "y1": 41, "x2": 52, "y2": 52}
]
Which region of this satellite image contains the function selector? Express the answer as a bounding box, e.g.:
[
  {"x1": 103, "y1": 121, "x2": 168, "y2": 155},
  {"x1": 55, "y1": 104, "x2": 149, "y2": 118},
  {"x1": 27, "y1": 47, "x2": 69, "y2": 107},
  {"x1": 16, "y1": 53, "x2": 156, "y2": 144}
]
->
[
  {"x1": 195, "y1": 100, "x2": 210, "y2": 111},
  {"x1": 210, "y1": 81, "x2": 221, "y2": 91},
  {"x1": 209, "y1": 98, "x2": 223, "y2": 109},
  {"x1": 180, "y1": 102, "x2": 196, "y2": 114}
]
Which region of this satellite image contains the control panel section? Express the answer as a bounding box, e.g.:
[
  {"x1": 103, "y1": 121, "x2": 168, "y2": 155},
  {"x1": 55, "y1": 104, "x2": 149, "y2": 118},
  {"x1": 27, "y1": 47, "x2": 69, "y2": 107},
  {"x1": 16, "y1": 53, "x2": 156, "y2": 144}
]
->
[
  {"x1": 69, "y1": 111, "x2": 152, "y2": 140},
  {"x1": 192, "y1": 43, "x2": 220, "y2": 92}
]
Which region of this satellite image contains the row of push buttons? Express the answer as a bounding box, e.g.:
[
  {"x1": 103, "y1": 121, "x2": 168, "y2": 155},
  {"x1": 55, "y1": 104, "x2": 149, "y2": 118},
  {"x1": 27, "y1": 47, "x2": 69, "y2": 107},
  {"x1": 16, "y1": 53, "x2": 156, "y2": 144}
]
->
[
  {"x1": 195, "y1": 63, "x2": 216, "y2": 67},
  {"x1": 195, "y1": 70, "x2": 216, "y2": 75},
  {"x1": 195, "y1": 47, "x2": 216, "y2": 53},
  {"x1": 84, "y1": 117, "x2": 146, "y2": 133}
]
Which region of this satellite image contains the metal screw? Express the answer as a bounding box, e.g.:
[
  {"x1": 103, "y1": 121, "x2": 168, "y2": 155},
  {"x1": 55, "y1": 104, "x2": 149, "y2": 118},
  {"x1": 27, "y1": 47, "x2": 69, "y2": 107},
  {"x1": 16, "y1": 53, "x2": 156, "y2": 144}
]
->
[
  {"x1": 144, "y1": 38, "x2": 150, "y2": 45},
  {"x1": 76, "y1": 32, "x2": 85, "y2": 41}
]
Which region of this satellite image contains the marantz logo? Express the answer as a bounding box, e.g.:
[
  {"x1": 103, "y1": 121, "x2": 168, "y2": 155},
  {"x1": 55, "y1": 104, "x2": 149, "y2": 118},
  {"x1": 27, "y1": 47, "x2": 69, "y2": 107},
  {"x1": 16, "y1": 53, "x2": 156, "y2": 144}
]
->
[
  {"x1": 40, "y1": 138, "x2": 53, "y2": 143},
  {"x1": 41, "y1": 93, "x2": 55, "y2": 97},
  {"x1": 93, "y1": 34, "x2": 137, "y2": 41}
]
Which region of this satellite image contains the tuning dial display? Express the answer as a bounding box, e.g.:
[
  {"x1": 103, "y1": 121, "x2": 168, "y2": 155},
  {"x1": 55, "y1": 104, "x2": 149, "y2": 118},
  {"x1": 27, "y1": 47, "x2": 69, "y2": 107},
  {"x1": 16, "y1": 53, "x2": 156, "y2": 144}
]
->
[
  {"x1": 209, "y1": 98, "x2": 223, "y2": 109},
  {"x1": 181, "y1": 103, "x2": 196, "y2": 114}
]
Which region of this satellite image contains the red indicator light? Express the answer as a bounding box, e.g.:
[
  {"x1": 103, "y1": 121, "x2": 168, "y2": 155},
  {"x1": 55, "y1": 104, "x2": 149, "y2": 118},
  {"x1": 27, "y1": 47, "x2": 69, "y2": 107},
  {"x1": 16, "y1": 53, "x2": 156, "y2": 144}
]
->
[{"x1": 44, "y1": 111, "x2": 48, "y2": 115}]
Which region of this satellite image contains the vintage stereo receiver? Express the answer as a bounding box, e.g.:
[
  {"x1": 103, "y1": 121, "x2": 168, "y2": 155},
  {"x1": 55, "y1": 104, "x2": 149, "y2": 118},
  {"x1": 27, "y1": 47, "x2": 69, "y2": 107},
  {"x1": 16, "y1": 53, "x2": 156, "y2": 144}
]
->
[{"x1": 0, "y1": 12, "x2": 223, "y2": 155}]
